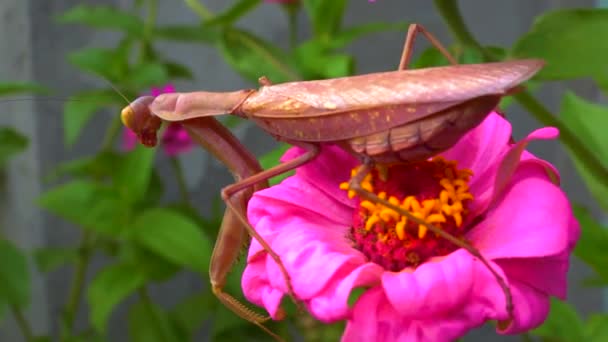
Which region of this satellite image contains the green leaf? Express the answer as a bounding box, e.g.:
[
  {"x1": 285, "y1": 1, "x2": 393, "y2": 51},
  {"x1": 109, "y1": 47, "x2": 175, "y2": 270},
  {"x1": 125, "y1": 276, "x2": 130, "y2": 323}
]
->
[
  {"x1": 0, "y1": 239, "x2": 30, "y2": 307},
  {"x1": 0, "y1": 127, "x2": 28, "y2": 168},
  {"x1": 585, "y1": 314, "x2": 608, "y2": 341},
  {"x1": 511, "y1": 9, "x2": 608, "y2": 80},
  {"x1": 169, "y1": 292, "x2": 215, "y2": 339},
  {"x1": 532, "y1": 298, "x2": 585, "y2": 341},
  {"x1": 38, "y1": 180, "x2": 129, "y2": 235},
  {"x1": 87, "y1": 263, "x2": 147, "y2": 332},
  {"x1": 123, "y1": 62, "x2": 169, "y2": 90},
  {"x1": 163, "y1": 61, "x2": 194, "y2": 80},
  {"x1": 114, "y1": 144, "x2": 156, "y2": 205},
  {"x1": 324, "y1": 21, "x2": 410, "y2": 50},
  {"x1": 559, "y1": 92, "x2": 608, "y2": 210},
  {"x1": 119, "y1": 245, "x2": 178, "y2": 282},
  {"x1": 205, "y1": 0, "x2": 261, "y2": 26},
  {"x1": 57, "y1": 5, "x2": 144, "y2": 37},
  {"x1": 63, "y1": 89, "x2": 122, "y2": 146},
  {"x1": 293, "y1": 42, "x2": 354, "y2": 79},
  {"x1": 0, "y1": 82, "x2": 50, "y2": 96},
  {"x1": 302, "y1": 0, "x2": 347, "y2": 39},
  {"x1": 259, "y1": 143, "x2": 292, "y2": 185},
  {"x1": 218, "y1": 28, "x2": 299, "y2": 84},
  {"x1": 68, "y1": 48, "x2": 129, "y2": 81},
  {"x1": 129, "y1": 208, "x2": 212, "y2": 274},
  {"x1": 412, "y1": 47, "x2": 452, "y2": 69},
  {"x1": 44, "y1": 151, "x2": 122, "y2": 183},
  {"x1": 153, "y1": 25, "x2": 220, "y2": 43},
  {"x1": 572, "y1": 205, "x2": 608, "y2": 284},
  {"x1": 128, "y1": 299, "x2": 181, "y2": 342},
  {"x1": 33, "y1": 247, "x2": 79, "y2": 273}
]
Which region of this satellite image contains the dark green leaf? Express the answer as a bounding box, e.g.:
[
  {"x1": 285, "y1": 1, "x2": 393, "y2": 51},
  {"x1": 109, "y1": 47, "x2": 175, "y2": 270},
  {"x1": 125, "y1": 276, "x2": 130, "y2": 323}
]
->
[
  {"x1": 44, "y1": 151, "x2": 122, "y2": 183},
  {"x1": 129, "y1": 208, "x2": 212, "y2": 274},
  {"x1": 347, "y1": 287, "x2": 367, "y2": 307},
  {"x1": 163, "y1": 61, "x2": 194, "y2": 80},
  {"x1": 33, "y1": 247, "x2": 79, "y2": 273},
  {"x1": 114, "y1": 145, "x2": 156, "y2": 205},
  {"x1": 511, "y1": 9, "x2": 608, "y2": 80},
  {"x1": 0, "y1": 82, "x2": 50, "y2": 96},
  {"x1": 153, "y1": 25, "x2": 220, "y2": 43},
  {"x1": 0, "y1": 127, "x2": 28, "y2": 168},
  {"x1": 169, "y1": 292, "x2": 215, "y2": 339},
  {"x1": 87, "y1": 263, "x2": 147, "y2": 332},
  {"x1": 324, "y1": 21, "x2": 410, "y2": 50},
  {"x1": 532, "y1": 298, "x2": 585, "y2": 341},
  {"x1": 129, "y1": 299, "x2": 181, "y2": 342},
  {"x1": 205, "y1": 0, "x2": 261, "y2": 26},
  {"x1": 68, "y1": 48, "x2": 129, "y2": 81},
  {"x1": 38, "y1": 180, "x2": 129, "y2": 235},
  {"x1": 572, "y1": 205, "x2": 608, "y2": 284},
  {"x1": 560, "y1": 92, "x2": 608, "y2": 210},
  {"x1": 119, "y1": 245, "x2": 178, "y2": 282},
  {"x1": 123, "y1": 62, "x2": 169, "y2": 90},
  {"x1": 302, "y1": 0, "x2": 347, "y2": 39},
  {"x1": 219, "y1": 28, "x2": 299, "y2": 84},
  {"x1": 585, "y1": 314, "x2": 608, "y2": 341},
  {"x1": 412, "y1": 47, "x2": 451, "y2": 69},
  {"x1": 259, "y1": 143, "x2": 292, "y2": 185},
  {"x1": 0, "y1": 239, "x2": 30, "y2": 307},
  {"x1": 63, "y1": 89, "x2": 122, "y2": 146},
  {"x1": 57, "y1": 5, "x2": 144, "y2": 37}
]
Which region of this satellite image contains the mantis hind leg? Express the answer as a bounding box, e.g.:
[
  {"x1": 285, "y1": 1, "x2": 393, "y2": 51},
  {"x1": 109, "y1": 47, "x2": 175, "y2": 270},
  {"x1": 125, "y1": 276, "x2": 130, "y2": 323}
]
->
[
  {"x1": 221, "y1": 143, "x2": 321, "y2": 310},
  {"x1": 398, "y1": 23, "x2": 458, "y2": 70},
  {"x1": 347, "y1": 159, "x2": 514, "y2": 319}
]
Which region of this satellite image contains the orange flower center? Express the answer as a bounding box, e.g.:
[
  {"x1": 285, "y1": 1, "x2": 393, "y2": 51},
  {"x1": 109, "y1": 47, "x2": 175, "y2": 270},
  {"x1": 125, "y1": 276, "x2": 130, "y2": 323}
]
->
[{"x1": 339, "y1": 157, "x2": 474, "y2": 272}]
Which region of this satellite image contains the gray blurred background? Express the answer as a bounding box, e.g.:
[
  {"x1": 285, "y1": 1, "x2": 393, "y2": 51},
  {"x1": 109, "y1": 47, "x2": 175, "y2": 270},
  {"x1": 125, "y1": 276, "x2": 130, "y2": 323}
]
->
[{"x1": 0, "y1": 0, "x2": 605, "y2": 341}]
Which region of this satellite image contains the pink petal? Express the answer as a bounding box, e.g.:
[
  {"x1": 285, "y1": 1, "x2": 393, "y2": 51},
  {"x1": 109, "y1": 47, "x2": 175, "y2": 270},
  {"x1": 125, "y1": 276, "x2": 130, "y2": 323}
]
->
[
  {"x1": 162, "y1": 123, "x2": 193, "y2": 156},
  {"x1": 468, "y1": 161, "x2": 572, "y2": 259},
  {"x1": 496, "y1": 279, "x2": 550, "y2": 335},
  {"x1": 496, "y1": 256, "x2": 569, "y2": 299},
  {"x1": 121, "y1": 128, "x2": 138, "y2": 151},
  {"x1": 280, "y1": 144, "x2": 358, "y2": 208},
  {"x1": 381, "y1": 249, "x2": 507, "y2": 320},
  {"x1": 241, "y1": 258, "x2": 285, "y2": 319}
]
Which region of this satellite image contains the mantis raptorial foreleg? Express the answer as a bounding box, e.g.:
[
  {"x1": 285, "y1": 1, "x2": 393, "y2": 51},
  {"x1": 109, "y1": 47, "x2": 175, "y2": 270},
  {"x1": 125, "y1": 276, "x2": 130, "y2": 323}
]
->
[{"x1": 180, "y1": 116, "x2": 286, "y2": 341}]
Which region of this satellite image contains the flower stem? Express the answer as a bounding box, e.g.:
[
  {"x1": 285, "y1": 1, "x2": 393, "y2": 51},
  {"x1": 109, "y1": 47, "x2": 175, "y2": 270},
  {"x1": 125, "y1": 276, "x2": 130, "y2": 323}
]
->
[
  {"x1": 184, "y1": 0, "x2": 213, "y2": 20},
  {"x1": 144, "y1": 0, "x2": 158, "y2": 39},
  {"x1": 169, "y1": 156, "x2": 190, "y2": 204},
  {"x1": 61, "y1": 232, "x2": 93, "y2": 340},
  {"x1": 11, "y1": 306, "x2": 34, "y2": 342},
  {"x1": 433, "y1": 0, "x2": 608, "y2": 188},
  {"x1": 101, "y1": 115, "x2": 123, "y2": 152}
]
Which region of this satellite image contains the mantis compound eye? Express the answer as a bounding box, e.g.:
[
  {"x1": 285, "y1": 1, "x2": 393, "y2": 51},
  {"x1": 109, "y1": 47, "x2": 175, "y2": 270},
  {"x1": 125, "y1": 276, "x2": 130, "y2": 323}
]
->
[{"x1": 121, "y1": 96, "x2": 162, "y2": 147}]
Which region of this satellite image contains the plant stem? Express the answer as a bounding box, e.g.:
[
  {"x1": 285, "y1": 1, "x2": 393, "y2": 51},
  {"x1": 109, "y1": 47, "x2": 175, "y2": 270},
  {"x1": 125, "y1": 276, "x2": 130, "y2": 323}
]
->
[
  {"x1": 101, "y1": 115, "x2": 123, "y2": 152},
  {"x1": 144, "y1": 0, "x2": 158, "y2": 39},
  {"x1": 62, "y1": 232, "x2": 93, "y2": 339},
  {"x1": 169, "y1": 156, "x2": 190, "y2": 203},
  {"x1": 11, "y1": 306, "x2": 35, "y2": 342},
  {"x1": 286, "y1": 5, "x2": 299, "y2": 50},
  {"x1": 433, "y1": 0, "x2": 608, "y2": 188},
  {"x1": 184, "y1": 0, "x2": 213, "y2": 20}
]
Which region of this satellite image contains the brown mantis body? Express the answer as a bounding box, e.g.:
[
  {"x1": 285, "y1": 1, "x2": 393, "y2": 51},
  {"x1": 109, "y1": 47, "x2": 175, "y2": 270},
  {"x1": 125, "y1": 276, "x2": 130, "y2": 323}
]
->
[{"x1": 121, "y1": 24, "x2": 544, "y2": 338}]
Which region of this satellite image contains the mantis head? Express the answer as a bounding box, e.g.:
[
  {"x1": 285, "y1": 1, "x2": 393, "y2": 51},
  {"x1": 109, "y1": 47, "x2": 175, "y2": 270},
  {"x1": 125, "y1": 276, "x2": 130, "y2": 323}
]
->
[{"x1": 120, "y1": 96, "x2": 162, "y2": 147}]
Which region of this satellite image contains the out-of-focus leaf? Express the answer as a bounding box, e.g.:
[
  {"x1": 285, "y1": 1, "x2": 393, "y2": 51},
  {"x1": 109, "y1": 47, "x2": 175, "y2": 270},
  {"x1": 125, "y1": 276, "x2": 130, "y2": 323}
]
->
[
  {"x1": 532, "y1": 298, "x2": 585, "y2": 341},
  {"x1": 63, "y1": 89, "x2": 122, "y2": 146},
  {"x1": 302, "y1": 0, "x2": 347, "y2": 39},
  {"x1": 0, "y1": 239, "x2": 30, "y2": 308},
  {"x1": 585, "y1": 314, "x2": 608, "y2": 341},
  {"x1": 205, "y1": 0, "x2": 261, "y2": 26},
  {"x1": 560, "y1": 92, "x2": 608, "y2": 211},
  {"x1": 573, "y1": 205, "x2": 608, "y2": 284},
  {"x1": 0, "y1": 83, "x2": 50, "y2": 96},
  {"x1": 259, "y1": 143, "x2": 292, "y2": 185},
  {"x1": 153, "y1": 25, "x2": 220, "y2": 43},
  {"x1": 57, "y1": 5, "x2": 144, "y2": 38},
  {"x1": 322, "y1": 21, "x2": 410, "y2": 50},
  {"x1": 129, "y1": 208, "x2": 211, "y2": 274},
  {"x1": 499, "y1": 80, "x2": 541, "y2": 110},
  {"x1": 34, "y1": 247, "x2": 79, "y2": 273},
  {"x1": 219, "y1": 28, "x2": 299, "y2": 84},
  {"x1": 511, "y1": 9, "x2": 608, "y2": 80},
  {"x1": 88, "y1": 263, "x2": 147, "y2": 332},
  {"x1": 38, "y1": 180, "x2": 129, "y2": 235},
  {"x1": 68, "y1": 48, "x2": 129, "y2": 81},
  {"x1": 123, "y1": 62, "x2": 169, "y2": 90},
  {"x1": 114, "y1": 145, "x2": 156, "y2": 205},
  {"x1": 169, "y1": 292, "x2": 215, "y2": 339},
  {"x1": 119, "y1": 245, "x2": 178, "y2": 282},
  {"x1": 163, "y1": 61, "x2": 194, "y2": 80},
  {"x1": 293, "y1": 42, "x2": 354, "y2": 79},
  {"x1": 44, "y1": 151, "x2": 122, "y2": 183},
  {"x1": 0, "y1": 127, "x2": 28, "y2": 167},
  {"x1": 128, "y1": 299, "x2": 181, "y2": 342}
]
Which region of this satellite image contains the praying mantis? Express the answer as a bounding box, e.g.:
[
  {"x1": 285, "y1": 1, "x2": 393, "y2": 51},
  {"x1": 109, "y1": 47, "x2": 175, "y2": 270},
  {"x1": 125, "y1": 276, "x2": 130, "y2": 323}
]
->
[{"x1": 121, "y1": 23, "x2": 544, "y2": 338}]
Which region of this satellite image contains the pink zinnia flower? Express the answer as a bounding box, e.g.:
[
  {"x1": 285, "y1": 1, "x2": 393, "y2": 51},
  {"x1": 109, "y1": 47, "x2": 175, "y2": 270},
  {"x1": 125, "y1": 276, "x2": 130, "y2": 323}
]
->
[
  {"x1": 241, "y1": 112, "x2": 579, "y2": 341},
  {"x1": 122, "y1": 84, "x2": 193, "y2": 157}
]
